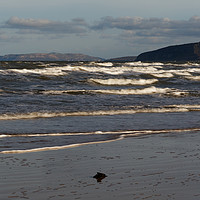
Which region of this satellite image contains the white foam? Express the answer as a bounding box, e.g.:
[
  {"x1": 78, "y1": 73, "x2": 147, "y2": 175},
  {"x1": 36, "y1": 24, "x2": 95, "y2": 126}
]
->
[
  {"x1": 166, "y1": 63, "x2": 200, "y2": 67},
  {"x1": 125, "y1": 61, "x2": 164, "y2": 67},
  {"x1": 167, "y1": 104, "x2": 200, "y2": 109},
  {"x1": 173, "y1": 71, "x2": 191, "y2": 76},
  {"x1": 150, "y1": 72, "x2": 174, "y2": 78},
  {"x1": 0, "y1": 65, "x2": 81, "y2": 76},
  {"x1": 9, "y1": 67, "x2": 67, "y2": 76},
  {"x1": 42, "y1": 86, "x2": 189, "y2": 96},
  {"x1": 2, "y1": 127, "x2": 200, "y2": 154},
  {"x1": 92, "y1": 86, "x2": 183, "y2": 95},
  {"x1": 185, "y1": 76, "x2": 200, "y2": 81},
  {"x1": 0, "y1": 136, "x2": 123, "y2": 154},
  {"x1": 78, "y1": 65, "x2": 161, "y2": 75},
  {"x1": 1, "y1": 103, "x2": 198, "y2": 120},
  {"x1": 0, "y1": 134, "x2": 10, "y2": 138},
  {"x1": 96, "y1": 62, "x2": 113, "y2": 67},
  {"x1": 78, "y1": 66, "x2": 127, "y2": 75},
  {"x1": 89, "y1": 78, "x2": 158, "y2": 86},
  {"x1": 2, "y1": 126, "x2": 200, "y2": 139},
  {"x1": 184, "y1": 68, "x2": 200, "y2": 73},
  {"x1": 1, "y1": 62, "x2": 200, "y2": 78},
  {"x1": 42, "y1": 86, "x2": 185, "y2": 96}
]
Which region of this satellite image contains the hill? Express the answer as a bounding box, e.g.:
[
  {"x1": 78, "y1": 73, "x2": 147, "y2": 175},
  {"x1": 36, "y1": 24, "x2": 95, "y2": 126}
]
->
[
  {"x1": 0, "y1": 53, "x2": 103, "y2": 62},
  {"x1": 106, "y1": 56, "x2": 137, "y2": 62},
  {"x1": 135, "y1": 42, "x2": 200, "y2": 62}
]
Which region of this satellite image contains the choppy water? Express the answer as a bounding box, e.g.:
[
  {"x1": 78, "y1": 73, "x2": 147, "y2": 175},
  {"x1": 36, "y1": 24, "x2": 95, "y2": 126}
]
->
[{"x1": 0, "y1": 61, "x2": 200, "y2": 153}]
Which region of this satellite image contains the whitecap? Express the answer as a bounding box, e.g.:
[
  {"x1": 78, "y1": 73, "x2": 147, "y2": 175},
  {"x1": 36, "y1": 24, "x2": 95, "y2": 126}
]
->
[
  {"x1": 78, "y1": 66, "x2": 126, "y2": 75},
  {"x1": 41, "y1": 86, "x2": 188, "y2": 96},
  {"x1": 126, "y1": 61, "x2": 164, "y2": 66},
  {"x1": 185, "y1": 75, "x2": 200, "y2": 81},
  {"x1": 1, "y1": 65, "x2": 81, "y2": 76},
  {"x1": 150, "y1": 72, "x2": 174, "y2": 78},
  {"x1": 89, "y1": 78, "x2": 158, "y2": 86},
  {"x1": 92, "y1": 86, "x2": 177, "y2": 95},
  {"x1": 79, "y1": 66, "x2": 159, "y2": 75},
  {"x1": 96, "y1": 62, "x2": 113, "y2": 67},
  {"x1": 1, "y1": 103, "x2": 198, "y2": 121}
]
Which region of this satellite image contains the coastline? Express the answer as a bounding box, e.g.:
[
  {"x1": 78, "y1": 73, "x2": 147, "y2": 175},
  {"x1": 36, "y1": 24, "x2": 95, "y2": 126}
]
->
[{"x1": 1, "y1": 131, "x2": 200, "y2": 200}]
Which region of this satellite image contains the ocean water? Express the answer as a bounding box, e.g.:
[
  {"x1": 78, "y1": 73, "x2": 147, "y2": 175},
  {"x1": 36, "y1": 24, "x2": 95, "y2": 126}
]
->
[{"x1": 0, "y1": 61, "x2": 200, "y2": 153}]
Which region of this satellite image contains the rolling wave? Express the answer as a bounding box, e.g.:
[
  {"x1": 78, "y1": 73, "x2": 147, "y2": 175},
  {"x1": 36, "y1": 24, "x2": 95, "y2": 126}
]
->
[
  {"x1": 78, "y1": 66, "x2": 160, "y2": 75},
  {"x1": 0, "y1": 61, "x2": 200, "y2": 78},
  {"x1": 41, "y1": 86, "x2": 188, "y2": 96},
  {"x1": 185, "y1": 76, "x2": 200, "y2": 81},
  {"x1": 0, "y1": 104, "x2": 200, "y2": 120},
  {"x1": 89, "y1": 78, "x2": 158, "y2": 85},
  {"x1": 0, "y1": 65, "x2": 79, "y2": 76},
  {"x1": 96, "y1": 62, "x2": 113, "y2": 66}
]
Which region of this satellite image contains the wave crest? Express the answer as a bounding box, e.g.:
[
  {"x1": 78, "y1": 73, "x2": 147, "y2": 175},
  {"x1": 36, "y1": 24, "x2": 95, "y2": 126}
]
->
[
  {"x1": 1, "y1": 104, "x2": 200, "y2": 120},
  {"x1": 89, "y1": 78, "x2": 158, "y2": 86}
]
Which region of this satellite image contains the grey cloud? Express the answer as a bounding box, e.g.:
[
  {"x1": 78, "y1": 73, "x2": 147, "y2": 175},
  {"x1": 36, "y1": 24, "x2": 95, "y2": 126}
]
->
[
  {"x1": 5, "y1": 16, "x2": 200, "y2": 38},
  {"x1": 92, "y1": 16, "x2": 174, "y2": 30},
  {"x1": 6, "y1": 16, "x2": 88, "y2": 34},
  {"x1": 92, "y1": 16, "x2": 200, "y2": 38},
  {"x1": 0, "y1": 31, "x2": 22, "y2": 42},
  {"x1": 3, "y1": 16, "x2": 200, "y2": 46}
]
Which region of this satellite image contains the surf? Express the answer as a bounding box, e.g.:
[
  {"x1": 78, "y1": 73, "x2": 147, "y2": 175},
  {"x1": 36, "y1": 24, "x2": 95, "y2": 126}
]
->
[
  {"x1": 0, "y1": 104, "x2": 200, "y2": 120},
  {"x1": 1, "y1": 127, "x2": 200, "y2": 154}
]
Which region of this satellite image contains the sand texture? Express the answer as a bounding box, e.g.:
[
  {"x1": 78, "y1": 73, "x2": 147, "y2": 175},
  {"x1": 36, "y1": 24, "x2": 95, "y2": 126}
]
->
[{"x1": 1, "y1": 131, "x2": 200, "y2": 200}]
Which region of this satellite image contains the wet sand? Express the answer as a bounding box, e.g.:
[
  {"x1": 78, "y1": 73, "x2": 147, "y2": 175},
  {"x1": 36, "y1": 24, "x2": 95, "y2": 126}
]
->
[{"x1": 1, "y1": 131, "x2": 200, "y2": 200}]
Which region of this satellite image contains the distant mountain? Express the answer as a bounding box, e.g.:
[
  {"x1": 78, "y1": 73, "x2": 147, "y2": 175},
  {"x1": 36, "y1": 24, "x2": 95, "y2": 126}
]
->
[
  {"x1": 2, "y1": 42, "x2": 200, "y2": 62},
  {"x1": 0, "y1": 53, "x2": 103, "y2": 61},
  {"x1": 136, "y1": 42, "x2": 200, "y2": 62},
  {"x1": 106, "y1": 56, "x2": 137, "y2": 62}
]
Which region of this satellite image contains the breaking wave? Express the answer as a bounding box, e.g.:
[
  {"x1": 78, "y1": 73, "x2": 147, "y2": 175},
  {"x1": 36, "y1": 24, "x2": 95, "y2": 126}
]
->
[
  {"x1": 1, "y1": 61, "x2": 200, "y2": 78},
  {"x1": 89, "y1": 78, "x2": 158, "y2": 85},
  {"x1": 1, "y1": 104, "x2": 200, "y2": 120},
  {"x1": 41, "y1": 86, "x2": 188, "y2": 96},
  {"x1": 96, "y1": 62, "x2": 113, "y2": 67},
  {"x1": 185, "y1": 75, "x2": 200, "y2": 81},
  {"x1": 0, "y1": 65, "x2": 79, "y2": 76}
]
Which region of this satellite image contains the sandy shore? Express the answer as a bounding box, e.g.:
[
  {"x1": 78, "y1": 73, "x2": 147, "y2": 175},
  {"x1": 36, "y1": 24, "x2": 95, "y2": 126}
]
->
[{"x1": 1, "y1": 131, "x2": 200, "y2": 200}]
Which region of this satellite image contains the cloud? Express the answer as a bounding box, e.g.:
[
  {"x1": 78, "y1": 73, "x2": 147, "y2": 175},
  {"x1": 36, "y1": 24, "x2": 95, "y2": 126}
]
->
[
  {"x1": 5, "y1": 16, "x2": 200, "y2": 39},
  {"x1": 6, "y1": 16, "x2": 88, "y2": 34},
  {"x1": 0, "y1": 30, "x2": 23, "y2": 42},
  {"x1": 2, "y1": 16, "x2": 200, "y2": 56},
  {"x1": 92, "y1": 16, "x2": 200, "y2": 38}
]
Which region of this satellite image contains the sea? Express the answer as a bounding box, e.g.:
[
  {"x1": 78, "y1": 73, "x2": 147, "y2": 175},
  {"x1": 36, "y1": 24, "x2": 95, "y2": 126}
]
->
[{"x1": 0, "y1": 61, "x2": 200, "y2": 153}]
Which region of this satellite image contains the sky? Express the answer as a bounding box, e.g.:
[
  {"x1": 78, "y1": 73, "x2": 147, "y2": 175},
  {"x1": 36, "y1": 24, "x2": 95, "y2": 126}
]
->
[{"x1": 1, "y1": 0, "x2": 200, "y2": 58}]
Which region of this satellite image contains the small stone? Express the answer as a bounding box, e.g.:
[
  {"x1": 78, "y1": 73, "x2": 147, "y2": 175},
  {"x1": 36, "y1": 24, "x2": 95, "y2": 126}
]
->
[{"x1": 93, "y1": 172, "x2": 107, "y2": 182}]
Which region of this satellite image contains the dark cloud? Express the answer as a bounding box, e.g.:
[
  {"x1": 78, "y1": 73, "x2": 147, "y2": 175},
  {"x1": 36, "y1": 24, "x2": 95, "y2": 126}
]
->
[
  {"x1": 5, "y1": 16, "x2": 200, "y2": 39},
  {"x1": 5, "y1": 16, "x2": 88, "y2": 34},
  {"x1": 91, "y1": 16, "x2": 200, "y2": 38},
  {"x1": 2, "y1": 16, "x2": 200, "y2": 51}
]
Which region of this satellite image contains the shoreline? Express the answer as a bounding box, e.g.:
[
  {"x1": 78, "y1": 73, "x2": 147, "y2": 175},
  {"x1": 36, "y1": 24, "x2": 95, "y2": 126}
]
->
[
  {"x1": 1, "y1": 127, "x2": 200, "y2": 154},
  {"x1": 1, "y1": 131, "x2": 200, "y2": 199}
]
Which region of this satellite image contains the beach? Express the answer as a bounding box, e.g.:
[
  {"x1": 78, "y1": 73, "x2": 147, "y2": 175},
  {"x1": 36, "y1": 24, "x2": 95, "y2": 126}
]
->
[{"x1": 1, "y1": 130, "x2": 200, "y2": 200}]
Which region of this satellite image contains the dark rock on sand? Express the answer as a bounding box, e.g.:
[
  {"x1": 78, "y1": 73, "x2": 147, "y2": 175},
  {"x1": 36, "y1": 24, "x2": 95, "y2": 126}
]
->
[{"x1": 93, "y1": 172, "x2": 107, "y2": 182}]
